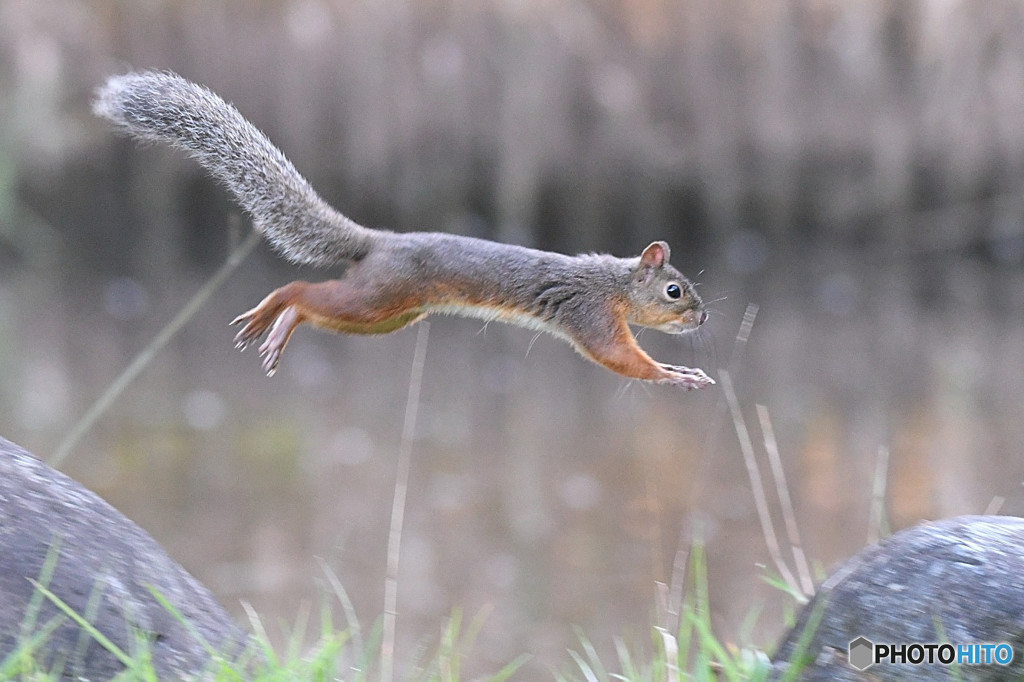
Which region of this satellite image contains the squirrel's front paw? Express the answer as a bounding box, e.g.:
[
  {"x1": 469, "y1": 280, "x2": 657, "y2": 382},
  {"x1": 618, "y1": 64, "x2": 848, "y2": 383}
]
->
[{"x1": 657, "y1": 364, "x2": 715, "y2": 390}]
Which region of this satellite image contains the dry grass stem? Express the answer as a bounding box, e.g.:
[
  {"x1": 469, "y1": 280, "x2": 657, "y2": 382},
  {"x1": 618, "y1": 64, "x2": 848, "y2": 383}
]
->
[
  {"x1": 756, "y1": 404, "x2": 814, "y2": 597},
  {"x1": 381, "y1": 322, "x2": 431, "y2": 682},
  {"x1": 720, "y1": 370, "x2": 800, "y2": 597}
]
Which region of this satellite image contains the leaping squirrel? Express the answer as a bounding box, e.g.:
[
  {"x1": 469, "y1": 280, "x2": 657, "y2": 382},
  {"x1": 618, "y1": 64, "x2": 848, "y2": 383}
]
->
[{"x1": 93, "y1": 71, "x2": 713, "y2": 389}]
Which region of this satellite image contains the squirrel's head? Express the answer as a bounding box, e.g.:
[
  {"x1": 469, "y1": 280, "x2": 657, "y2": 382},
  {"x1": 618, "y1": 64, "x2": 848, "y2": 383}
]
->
[{"x1": 627, "y1": 241, "x2": 707, "y2": 334}]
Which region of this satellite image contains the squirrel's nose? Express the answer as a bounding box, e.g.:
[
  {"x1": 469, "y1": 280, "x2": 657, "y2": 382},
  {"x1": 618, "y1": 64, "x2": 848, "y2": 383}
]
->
[{"x1": 698, "y1": 310, "x2": 708, "y2": 326}]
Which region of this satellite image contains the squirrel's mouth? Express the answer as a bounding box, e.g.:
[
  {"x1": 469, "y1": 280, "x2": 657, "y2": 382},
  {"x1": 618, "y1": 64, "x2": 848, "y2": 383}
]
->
[
  {"x1": 659, "y1": 320, "x2": 697, "y2": 334},
  {"x1": 658, "y1": 310, "x2": 707, "y2": 334}
]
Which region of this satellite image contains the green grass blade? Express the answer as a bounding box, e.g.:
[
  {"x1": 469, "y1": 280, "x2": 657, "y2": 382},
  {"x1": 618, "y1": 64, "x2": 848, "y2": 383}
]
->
[
  {"x1": 486, "y1": 653, "x2": 531, "y2": 682},
  {"x1": 28, "y1": 579, "x2": 135, "y2": 671}
]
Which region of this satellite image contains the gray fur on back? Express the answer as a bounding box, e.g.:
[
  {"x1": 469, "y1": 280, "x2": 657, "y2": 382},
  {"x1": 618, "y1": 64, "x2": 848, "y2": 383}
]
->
[{"x1": 93, "y1": 70, "x2": 376, "y2": 266}]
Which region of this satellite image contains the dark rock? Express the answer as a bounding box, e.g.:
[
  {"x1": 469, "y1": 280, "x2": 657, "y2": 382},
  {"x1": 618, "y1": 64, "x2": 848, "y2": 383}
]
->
[
  {"x1": 771, "y1": 515, "x2": 1024, "y2": 680},
  {"x1": 0, "y1": 436, "x2": 249, "y2": 679}
]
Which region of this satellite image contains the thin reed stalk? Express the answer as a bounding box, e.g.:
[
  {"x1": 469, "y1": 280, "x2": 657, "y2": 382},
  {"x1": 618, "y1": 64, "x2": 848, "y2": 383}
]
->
[
  {"x1": 720, "y1": 370, "x2": 800, "y2": 597},
  {"x1": 381, "y1": 322, "x2": 431, "y2": 682},
  {"x1": 756, "y1": 405, "x2": 814, "y2": 597}
]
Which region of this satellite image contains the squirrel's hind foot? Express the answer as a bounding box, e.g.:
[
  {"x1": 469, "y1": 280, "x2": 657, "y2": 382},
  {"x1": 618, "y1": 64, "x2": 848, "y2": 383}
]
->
[
  {"x1": 231, "y1": 296, "x2": 300, "y2": 377},
  {"x1": 656, "y1": 364, "x2": 715, "y2": 390},
  {"x1": 231, "y1": 308, "x2": 269, "y2": 351}
]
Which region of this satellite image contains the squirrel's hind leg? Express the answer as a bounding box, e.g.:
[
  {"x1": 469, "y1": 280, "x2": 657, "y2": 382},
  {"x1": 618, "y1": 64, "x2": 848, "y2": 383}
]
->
[{"x1": 232, "y1": 279, "x2": 426, "y2": 376}]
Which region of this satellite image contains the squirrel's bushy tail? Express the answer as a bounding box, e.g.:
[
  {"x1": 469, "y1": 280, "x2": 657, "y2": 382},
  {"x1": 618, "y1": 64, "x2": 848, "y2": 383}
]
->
[{"x1": 93, "y1": 71, "x2": 374, "y2": 266}]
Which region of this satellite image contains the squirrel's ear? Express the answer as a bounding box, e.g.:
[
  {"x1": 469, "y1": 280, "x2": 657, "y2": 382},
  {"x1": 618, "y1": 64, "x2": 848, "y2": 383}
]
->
[{"x1": 640, "y1": 241, "x2": 670, "y2": 269}]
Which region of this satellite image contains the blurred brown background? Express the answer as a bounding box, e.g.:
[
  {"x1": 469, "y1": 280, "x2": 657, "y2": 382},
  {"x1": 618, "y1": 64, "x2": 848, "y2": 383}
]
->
[{"x1": 3, "y1": 0, "x2": 1024, "y2": 675}]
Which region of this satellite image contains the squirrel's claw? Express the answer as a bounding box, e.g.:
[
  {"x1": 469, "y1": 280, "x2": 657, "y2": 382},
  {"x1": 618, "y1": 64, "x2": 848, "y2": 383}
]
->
[
  {"x1": 254, "y1": 304, "x2": 299, "y2": 377},
  {"x1": 230, "y1": 310, "x2": 267, "y2": 352},
  {"x1": 657, "y1": 363, "x2": 715, "y2": 390},
  {"x1": 258, "y1": 340, "x2": 282, "y2": 377}
]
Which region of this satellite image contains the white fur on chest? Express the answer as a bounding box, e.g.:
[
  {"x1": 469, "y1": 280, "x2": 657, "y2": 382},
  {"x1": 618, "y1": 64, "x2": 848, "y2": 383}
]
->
[{"x1": 425, "y1": 302, "x2": 571, "y2": 342}]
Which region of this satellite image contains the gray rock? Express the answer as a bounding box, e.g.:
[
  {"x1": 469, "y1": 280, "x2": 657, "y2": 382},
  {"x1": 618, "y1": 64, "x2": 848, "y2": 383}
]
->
[
  {"x1": 0, "y1": 436, "x2": 249, "y2": 679},
  {"x1": 771, "y1": 515, "x2": 1024, "y2": 680}
]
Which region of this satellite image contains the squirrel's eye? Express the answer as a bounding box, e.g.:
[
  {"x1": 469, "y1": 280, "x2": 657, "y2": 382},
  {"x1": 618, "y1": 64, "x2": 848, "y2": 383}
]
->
[{"x1": 665, "y1": 283, "x2": 682, "y2": 300}]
